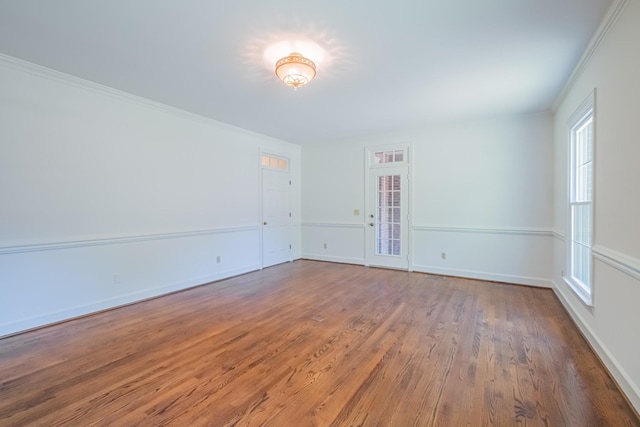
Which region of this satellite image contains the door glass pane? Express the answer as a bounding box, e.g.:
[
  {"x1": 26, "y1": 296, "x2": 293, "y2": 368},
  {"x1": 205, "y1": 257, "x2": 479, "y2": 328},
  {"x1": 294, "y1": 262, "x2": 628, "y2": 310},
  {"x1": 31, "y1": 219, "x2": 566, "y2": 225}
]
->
[{"x1": 376, "y1": 174, "x2": 401, "y2": 256}]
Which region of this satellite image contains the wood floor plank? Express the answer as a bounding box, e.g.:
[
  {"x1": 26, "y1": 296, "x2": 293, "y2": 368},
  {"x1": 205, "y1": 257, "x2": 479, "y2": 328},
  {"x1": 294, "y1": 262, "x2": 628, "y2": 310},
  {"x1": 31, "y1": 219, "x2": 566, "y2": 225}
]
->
[{"x1": 0, "y1": 260, "x2": 638, "y2": 426}]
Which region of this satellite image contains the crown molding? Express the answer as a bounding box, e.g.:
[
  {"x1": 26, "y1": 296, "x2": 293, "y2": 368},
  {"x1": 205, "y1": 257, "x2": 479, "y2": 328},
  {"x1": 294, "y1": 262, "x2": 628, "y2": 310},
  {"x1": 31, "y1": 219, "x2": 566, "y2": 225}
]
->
[
  {"x1": 551, "y1": 0, "x2": 630, "y2": 112},
  {"x1": 0, "y1": 53, "x2": 296, "y2": 147}
]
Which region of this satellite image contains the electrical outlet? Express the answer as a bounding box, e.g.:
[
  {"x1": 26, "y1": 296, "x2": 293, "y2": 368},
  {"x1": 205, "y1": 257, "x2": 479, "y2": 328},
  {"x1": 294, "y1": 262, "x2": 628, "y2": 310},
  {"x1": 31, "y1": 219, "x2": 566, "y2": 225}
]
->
[
  {"x1": 353, "y1": 209, "x2": 360, "y2": 216},
  {"x1": 441, "y1": 252, "x2": 446, "y2": 260},
  {"x1": 323, "y1": 243, "x2": 327, "y2": 249},
  {"x1": 114, "y1": 275, "x2": 121, "y2": 284},
  {"x1": 216, "y1": 256, "x2": 221, "y2": 264}
]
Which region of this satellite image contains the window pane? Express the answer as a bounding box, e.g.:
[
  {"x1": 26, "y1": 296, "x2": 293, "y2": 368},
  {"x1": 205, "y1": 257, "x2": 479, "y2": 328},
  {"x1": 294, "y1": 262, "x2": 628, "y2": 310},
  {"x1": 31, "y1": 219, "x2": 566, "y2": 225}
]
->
[
  {"x1": 392, "y1": 240, "x2": 400, "y2": 256},
  {"x1": 375, "y1": 173, "x2": 402, "y2": 257},
  {"x1": 392, "y1": 175, "x2": 400, "y2": 190},
  {"x1": 575, "y1": 162, "x2": 592, "y2": 202},
  {"x1": 392, "y1": 224, "x2": 401, "y2": 239},
  {"x1": 385, "y1": 191, "x2": 393, "y2": 206},
  {"x1": 571, "y1": 241, "x2": 590, "y2": 288},
  {"x1": 572, "y1": 204, "x2": 591, "y2": 246},
  {"x1": 392, "y1": 207, "x2": 400, "y2": 222}
]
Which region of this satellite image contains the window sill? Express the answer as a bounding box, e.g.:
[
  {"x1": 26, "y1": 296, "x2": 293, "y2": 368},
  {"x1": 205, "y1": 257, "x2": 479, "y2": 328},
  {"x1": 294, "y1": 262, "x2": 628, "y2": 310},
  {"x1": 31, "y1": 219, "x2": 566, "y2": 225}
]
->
[{"x1": 562, "y1": 276, "x2": 593, "y2": 307}]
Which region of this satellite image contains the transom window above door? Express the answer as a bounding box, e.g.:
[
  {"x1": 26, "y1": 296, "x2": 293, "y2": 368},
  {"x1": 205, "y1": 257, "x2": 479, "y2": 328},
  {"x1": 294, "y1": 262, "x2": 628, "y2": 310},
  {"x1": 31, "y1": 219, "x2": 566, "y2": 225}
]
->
[
  {"x1": 374, "y1": 150, "x2": 404, "y2": 164},
  {"x1": 261, "y1": 154, "x2": 288, "y2": 170},
  {"x1": 369, "y1": 145, "x2": 409, "y2": 167}
]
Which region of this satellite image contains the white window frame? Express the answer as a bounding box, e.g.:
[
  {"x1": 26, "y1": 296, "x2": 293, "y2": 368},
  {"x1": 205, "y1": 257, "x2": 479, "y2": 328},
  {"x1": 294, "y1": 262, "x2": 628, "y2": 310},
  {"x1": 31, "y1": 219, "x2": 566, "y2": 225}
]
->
[
  {"x1": 368, "y1": 144, "x2": 410, "y2": 168},
  {"x1": 261, "y1": 153, "x2": 289, "y2": 171},
  {"x1": 565, "y1": 90, "x2": 595, "y2": 306}
]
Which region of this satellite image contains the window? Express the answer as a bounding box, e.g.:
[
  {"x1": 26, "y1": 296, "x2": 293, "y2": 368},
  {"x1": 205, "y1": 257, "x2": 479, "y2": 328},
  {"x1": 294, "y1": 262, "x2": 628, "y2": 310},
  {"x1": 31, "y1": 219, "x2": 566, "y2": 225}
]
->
[
  {"x1": 261, "y1": 154, "x2": 288, "y2": 170},
  {"x1": 376, "y1": 175, "x2": 401, "y2": 255},
  {"x1": 373, "y1": 149, "x2": 405, "y2": 164},
  {"x1": 566, "y1": 91, "x2": 594, "y2": 305}
]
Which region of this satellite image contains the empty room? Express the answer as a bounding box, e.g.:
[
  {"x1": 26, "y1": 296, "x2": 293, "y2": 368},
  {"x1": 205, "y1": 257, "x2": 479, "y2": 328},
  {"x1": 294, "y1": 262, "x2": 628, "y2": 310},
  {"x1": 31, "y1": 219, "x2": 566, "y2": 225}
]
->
[{"x1": 1, "y1": 0, "x2": 639, "y2": 425}]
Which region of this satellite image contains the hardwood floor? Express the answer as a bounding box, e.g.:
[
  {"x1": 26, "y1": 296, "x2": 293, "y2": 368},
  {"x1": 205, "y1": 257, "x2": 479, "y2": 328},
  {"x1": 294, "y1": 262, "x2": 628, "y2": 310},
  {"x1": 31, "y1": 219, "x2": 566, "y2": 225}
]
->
[{"x1": 0, "y1": 260, "x2": 638, "y2": 426}]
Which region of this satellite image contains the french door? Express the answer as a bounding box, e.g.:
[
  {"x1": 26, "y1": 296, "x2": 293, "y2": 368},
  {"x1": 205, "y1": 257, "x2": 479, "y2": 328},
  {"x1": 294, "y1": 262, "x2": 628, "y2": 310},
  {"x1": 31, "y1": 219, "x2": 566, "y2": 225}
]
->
[{"x1": 367, "y1": 166, "x2": 409, "y2": 269}]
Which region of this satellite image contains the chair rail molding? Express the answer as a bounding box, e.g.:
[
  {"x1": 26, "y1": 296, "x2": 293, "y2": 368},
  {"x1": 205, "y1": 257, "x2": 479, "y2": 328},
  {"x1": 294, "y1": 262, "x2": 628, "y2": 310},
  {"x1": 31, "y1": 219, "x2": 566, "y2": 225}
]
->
[
  {"x1": 413, "y1": 224, "x2": 552, "y2": 237},
  {"x1": 592, "y1": 245, "x2": 640, "y2": 281},
  {"x1": 0, "y1": 226, "x2": 260, "y2": 255}
]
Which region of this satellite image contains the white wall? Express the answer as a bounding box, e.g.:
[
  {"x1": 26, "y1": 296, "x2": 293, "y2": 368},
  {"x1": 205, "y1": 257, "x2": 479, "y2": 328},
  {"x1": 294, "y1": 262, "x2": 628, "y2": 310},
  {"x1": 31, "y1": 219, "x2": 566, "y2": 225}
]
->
[
  {"x1": 0, "y1": 55, "x2": 301, "y2": 337},
  {"x1": 302, "y1": 142, "x2": 366, "y2": 264},
  {"x1": 302, "y1": 113, "x2": 554, "y2": 287},
  {"x1": 551, "y1": 0, "x2": 640, "y2": 413}
]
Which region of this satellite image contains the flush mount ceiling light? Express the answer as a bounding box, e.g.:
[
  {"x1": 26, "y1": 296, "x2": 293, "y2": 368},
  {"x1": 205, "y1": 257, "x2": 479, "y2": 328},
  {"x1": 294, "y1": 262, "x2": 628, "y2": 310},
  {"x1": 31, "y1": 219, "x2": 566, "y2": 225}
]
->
[{"x1": 275, "y1": 52, "x2": 316, "y2": 89}]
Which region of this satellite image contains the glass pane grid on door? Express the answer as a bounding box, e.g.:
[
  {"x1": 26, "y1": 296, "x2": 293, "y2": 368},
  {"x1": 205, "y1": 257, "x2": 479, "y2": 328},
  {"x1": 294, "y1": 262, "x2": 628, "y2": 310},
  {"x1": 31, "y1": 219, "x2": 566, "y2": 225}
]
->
[
  {"x1": 376, "y1": 175, "x2": 401, "y2": 256},
  {"x1": 373, "y1": 149, "x2": 405, "y2": 164}
]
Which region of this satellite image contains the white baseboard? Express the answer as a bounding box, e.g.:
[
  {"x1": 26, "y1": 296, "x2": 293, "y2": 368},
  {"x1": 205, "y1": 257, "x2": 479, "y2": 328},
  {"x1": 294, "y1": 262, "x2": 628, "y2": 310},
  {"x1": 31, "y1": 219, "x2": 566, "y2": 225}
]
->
[
  {"x1": 0, "y1": 264, "x2": 260, "y2": 338},
  {"x1": 301, "y1": 253, "x2": 365, "y2": 266},
  {"x1": 553, "y1": 280, "x2": 640, "y2": 415},
  {"x1": 412, "y1": 264, "x2": 553, "y2": 288}
]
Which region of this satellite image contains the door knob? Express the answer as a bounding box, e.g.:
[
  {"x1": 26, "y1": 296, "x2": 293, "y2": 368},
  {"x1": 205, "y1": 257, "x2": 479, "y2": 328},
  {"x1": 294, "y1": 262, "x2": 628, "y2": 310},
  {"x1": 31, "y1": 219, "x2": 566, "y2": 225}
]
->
[
  {"x1": 369, "y1": 222, "x2": 374, "y2": 226},
  {"x1": 263, "y1": 221, "x2": 268, "y2": 225}
]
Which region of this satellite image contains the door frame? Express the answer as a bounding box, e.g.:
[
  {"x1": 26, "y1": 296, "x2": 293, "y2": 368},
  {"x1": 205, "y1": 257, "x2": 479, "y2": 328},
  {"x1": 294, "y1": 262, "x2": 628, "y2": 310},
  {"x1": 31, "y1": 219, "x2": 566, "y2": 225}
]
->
[{"x1": 364, "y1": 143, "x2": 413, "y2": 270}]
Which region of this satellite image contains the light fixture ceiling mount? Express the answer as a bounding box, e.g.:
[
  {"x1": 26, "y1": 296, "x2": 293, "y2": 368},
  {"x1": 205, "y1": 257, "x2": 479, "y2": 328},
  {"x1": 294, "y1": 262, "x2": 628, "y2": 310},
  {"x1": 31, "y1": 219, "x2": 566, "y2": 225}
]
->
[{"x1": 275, "y1": 52, "x2": 316, "y2": 89}]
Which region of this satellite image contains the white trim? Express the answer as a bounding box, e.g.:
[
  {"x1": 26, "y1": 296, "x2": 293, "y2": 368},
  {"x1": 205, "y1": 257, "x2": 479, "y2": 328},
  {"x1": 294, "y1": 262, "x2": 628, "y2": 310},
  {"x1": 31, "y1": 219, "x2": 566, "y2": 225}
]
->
[
  {"x1": 0, "y1": 53, "x2": 292, "y2": 146},
  {"x1": 567, "y1": 89, "x2": 596, "y2": 127},
  {"x1": 562, "y1": 276, "x2": 593, "y2": 307},
  {"x1": 413, "y1": 264, "x2": 553, "y2": 288},
  {"x1": 552, "y1": 282, "x2": 640, "y2": 414},
  {"x1": 300, "y1": 254, "x2": 365, "y2": 265},
  {"x1": 552, "y1": 0, "x2": 630, "y2": 111},
  {"x1": 413, "y1": 225, "x2": 552, "y2": 237},
  {"x1": 366, "y1": 143, "x2": 411, "y2": 168},
  {"x1": 593, "y1": 245, "x2": 640, "y2": 281},
  {"x1": 260, "y1": 152, "x2": 290, "y2": 171},
  {"x1": 0, "y1": 226, "x2": 259, "y2": 255},
  {"x1": 301, "y1": 222, "x2": 366, "y2": 229},
  {"x1": 552, "y1": 230, "x2": 566, "y2": 241},
  {"x1": 0, "y1": 264, "x2": 260, "y2": 338}
]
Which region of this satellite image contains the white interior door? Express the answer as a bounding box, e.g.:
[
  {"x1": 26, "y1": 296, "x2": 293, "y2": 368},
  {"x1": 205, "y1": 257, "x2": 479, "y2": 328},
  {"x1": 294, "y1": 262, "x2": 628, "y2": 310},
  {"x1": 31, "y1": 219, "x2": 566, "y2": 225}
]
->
[
  {"x1": 367, "y1": 166, "x2": 409, "y2": 269},
  {"x1": 262, "y1": 168, "x2": 291, "y2": 267}
]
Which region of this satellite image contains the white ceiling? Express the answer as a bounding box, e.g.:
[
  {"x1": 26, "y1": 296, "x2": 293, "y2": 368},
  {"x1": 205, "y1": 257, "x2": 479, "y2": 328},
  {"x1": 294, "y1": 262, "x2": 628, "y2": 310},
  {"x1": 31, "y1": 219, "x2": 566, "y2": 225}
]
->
[{"x1": 0, "y1": 0, "x2": 613, "y2": 145}]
